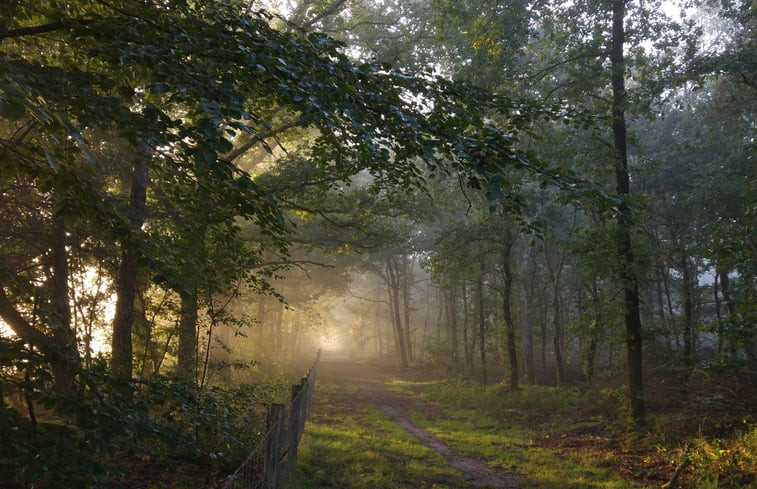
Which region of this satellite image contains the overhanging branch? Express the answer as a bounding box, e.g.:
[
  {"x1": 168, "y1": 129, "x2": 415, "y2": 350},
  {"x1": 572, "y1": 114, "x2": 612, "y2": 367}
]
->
[{"x1": 0, "y1": 19, "x2": 92, "y2": 40}]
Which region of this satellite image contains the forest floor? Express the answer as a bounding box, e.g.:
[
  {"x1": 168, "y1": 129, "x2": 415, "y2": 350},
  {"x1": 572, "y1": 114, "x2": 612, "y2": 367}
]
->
[{"x1": 289, "y1": 354, "x2": 692, "y2": 489}]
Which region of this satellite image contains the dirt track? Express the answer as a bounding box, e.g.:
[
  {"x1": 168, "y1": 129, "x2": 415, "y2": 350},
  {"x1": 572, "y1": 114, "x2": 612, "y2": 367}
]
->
[{"x1": 317, "y1": 356, "x2": 522, "y2": 489}]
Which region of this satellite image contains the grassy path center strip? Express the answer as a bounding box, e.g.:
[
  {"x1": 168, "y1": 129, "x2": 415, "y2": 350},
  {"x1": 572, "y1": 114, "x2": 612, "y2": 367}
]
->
[
  {"x1": 356, "y1": 379, "x2": 523, "y2": 488},
  {"x1": 289, "y1": 379, "x2": 469, "y2": 488}
]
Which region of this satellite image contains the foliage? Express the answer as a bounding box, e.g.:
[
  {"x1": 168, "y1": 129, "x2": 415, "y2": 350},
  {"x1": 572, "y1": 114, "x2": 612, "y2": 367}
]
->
[
  {"x1": 2, "y1": 0, "x2": 756, "y2": 485},
  {"x1": 0, "y1": 338, "x2": 278, "y2": 488},
  {"x1": 687, "y1": 427, "x2": 757, "y2": 489}
]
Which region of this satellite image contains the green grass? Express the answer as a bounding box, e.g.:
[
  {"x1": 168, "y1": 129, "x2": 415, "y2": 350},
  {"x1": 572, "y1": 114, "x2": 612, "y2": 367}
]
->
[
  {"x1": 408, "y1": 409, "x2": 645, "y2": 489},
  {"x1": 289, "y1": 381, "x2": 468, "y2": 489},
  {"x1": 292, "y1": 375, "x2": 656, "y2": 489},
  {"x1": 394, "y1": 379, "x2": 650, "y2": 489}
]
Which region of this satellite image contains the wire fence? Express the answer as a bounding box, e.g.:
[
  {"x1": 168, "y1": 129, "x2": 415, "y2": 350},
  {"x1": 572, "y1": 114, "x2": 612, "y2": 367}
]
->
[{"x1": 222, "y1": 349, "x2": 321, "y2": 489}]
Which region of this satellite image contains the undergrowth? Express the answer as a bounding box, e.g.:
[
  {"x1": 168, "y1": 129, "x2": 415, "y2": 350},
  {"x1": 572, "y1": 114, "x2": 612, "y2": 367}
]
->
[
  {"x1": 396, "y1": 364, "x2": 756, "y2": 489},
  {"x1": 0, "y1": 342, "x2": 290, "y2": 489},
  {"x1": 684, "y1": 426, "x2": 757, "y2": 488}
]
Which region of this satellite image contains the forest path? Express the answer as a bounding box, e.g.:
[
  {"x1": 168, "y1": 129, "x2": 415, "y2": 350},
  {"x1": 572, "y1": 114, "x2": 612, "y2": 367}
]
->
[{"x1": 316, "y1": 355, "x2": 523, "y2": 489}]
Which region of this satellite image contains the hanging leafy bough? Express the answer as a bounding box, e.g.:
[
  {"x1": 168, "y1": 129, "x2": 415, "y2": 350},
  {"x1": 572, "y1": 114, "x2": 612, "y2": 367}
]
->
[{"x1": 1, "y1": 0, "x2": 609, "y2": 230}]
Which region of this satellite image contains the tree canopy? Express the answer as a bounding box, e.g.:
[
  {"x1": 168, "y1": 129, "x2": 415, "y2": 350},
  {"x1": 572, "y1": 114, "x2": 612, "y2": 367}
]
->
[{"x1": 1, "y1": 0, "x2": 755, "y2": 486}]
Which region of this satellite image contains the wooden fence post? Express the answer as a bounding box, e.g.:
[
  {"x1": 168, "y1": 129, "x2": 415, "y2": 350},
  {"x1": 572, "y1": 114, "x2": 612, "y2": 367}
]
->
[
  {"x1": 264, "y1": 403, "x2": 285, "y2": 489},
  {"x1": 222, "y1": 349, "x2": 321, "y2": 489}
]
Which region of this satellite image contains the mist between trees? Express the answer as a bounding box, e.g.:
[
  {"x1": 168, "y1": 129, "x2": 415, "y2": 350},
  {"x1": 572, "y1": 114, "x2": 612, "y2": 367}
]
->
[{"x1": 0, "y1": 0, "x2": 754, "y2": 487}]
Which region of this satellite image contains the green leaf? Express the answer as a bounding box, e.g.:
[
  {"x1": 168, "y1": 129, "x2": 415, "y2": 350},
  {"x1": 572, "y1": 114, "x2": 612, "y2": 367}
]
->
[{"x1": 0, "y1": 98, "x2": 26, "y2": 121}]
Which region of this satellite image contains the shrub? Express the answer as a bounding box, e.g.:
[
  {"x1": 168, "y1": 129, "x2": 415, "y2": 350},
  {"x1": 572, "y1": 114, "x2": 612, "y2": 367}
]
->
[
  {"x1": 0, "y1": 339, "x2": 278, "y2": 488},
  {"x1": 687, "y1": 426, "x2": 757, "y2": 489}
]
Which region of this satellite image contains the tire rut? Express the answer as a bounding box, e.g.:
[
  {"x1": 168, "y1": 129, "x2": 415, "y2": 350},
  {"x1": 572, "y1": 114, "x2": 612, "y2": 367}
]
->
[{"x1": 325, "y1": 359, "x2": 522, "y2": 489}]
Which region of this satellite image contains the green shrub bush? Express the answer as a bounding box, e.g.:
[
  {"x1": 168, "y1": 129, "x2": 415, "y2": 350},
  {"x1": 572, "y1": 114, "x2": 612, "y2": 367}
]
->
[
  {"x1": 0, "y1": 339, "x2": 279, "y2": 488},
  {"x1": 687, "y1": 426, "x2": 757, "y2": 489}
]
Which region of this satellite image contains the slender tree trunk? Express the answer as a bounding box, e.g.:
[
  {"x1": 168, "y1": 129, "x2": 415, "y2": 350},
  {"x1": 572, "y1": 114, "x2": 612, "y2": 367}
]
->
[
  {"x1": 584, "y1": 279, "x2": 602, "y2": 384},
  {"x1": 611, "y1": 0, "x2": 645, "y2": 426},
  {"x1": 662, "y1": 260, "x2": 675, "y2": 316},
  {"x1": 447, "y1": 286, "x2": 459, "y2": 370},
  {"x1": 111, "y1": 159, "x2": 148, "y2": 378},
  {"x1": 523, "y1": 248, "x2": 536, "y2": 384},
  {"x1": 436, "y1": 287, "x2": 444, "y2": 341},
  {"x1": 462, "y1": 282, "x2": 473, "y2": 370},
  {"x1": 681, "y1": 255, "x2": 695, "y2": 367},
  {"x1": 540, "y1": 293, "x2": 548, "y2": 383},
  {"x1": 477, "y1": 264, "x2": 487, "y2": 383},
  {"x1": 718, "y1": 269, "x2": 737, "y2": 355},
  {"x1": 387, "y1": 282, "x2": 400, "y2": 353},
  {"x1": 500, "y1": 231, "x2": 518, "y2": 389},
  {"x1": 719, "y1": 270, "x2": 735, "y2": 315},
  {"x1": 421, "y1": 285, "x2": 431, "y2": 355},
  {"x1": 49, "y1": 209, "x2": 78, "y2": 395},
  {"x1": 713, "y1": 269, "x2": 723, "y2": 353},
  {"x1": 177, "y1": 288, "x2": 199, "y2": 383},
  {"x1": 387, "y1": 258, "x2": 408, "y2": 367},
  {"x1": 375, "y1": 296, "x2": 383, "y2": 356},
  {"x1": 199, "y1": 302, "x2": 215, "y2": 388},
  {"x1": 275, "y1": 299, "x2": 285, "y2": 355},
  {"x1": 552, "y1": 279, "x2": 565, "y2": 385},
  {"x1": 546, "y1": 249, "x2": 566, "y2": 386},
  {"x1": 401, "y1": 255, "x2": 413, "y2": 362}
]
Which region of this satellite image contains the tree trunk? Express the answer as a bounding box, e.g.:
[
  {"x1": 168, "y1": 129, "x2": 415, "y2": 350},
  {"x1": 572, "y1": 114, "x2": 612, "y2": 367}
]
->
[
  {"x1": 387, "y1": 281, "x2": 400, "y2": 352},
  {"x1": 718, "y1": 269, "x2": 737, "y2": 355},
  {"x1": 611, "y1": 0, "x2": 645, "y2": 426},
  {"x1": 375, "y1": 297, "x2": 383, "y2": 356},
  {"x1": 500, "y1": 231, "x2": 518, "y2": 389},
  {"x1": 387, "y1": 258, "x2": 408, "y2": 367},
  {"x1": 401, "y1": 255, "x2": 413, "y2": 362},
  {"x1": 681, "y1": 255, "x2": 695, "y2": 367},
  {"x1": 177, "y1": 288, "x2": 199, "y2": 383},
  {"x1": 49, "y1": 209, "x2": 79, "y2": 395},
  {"x1": 111, "y1": 159, "x2": 148, "y2": 378},
  {"x1": 552, "y1": 277, "x2": 565, "y2": 385},
  {"x1": 713, "y1": 269, "x2": 723, "y2": 353},
  {"x1": 446, "y1": 286, "x2": 459, "y2": 370},
  {"x1": 461, "y1": 282, "x2": 473, "y2": 370},
  {"x1": 523, "y1": 248, "x2": 536, "y2": 384},
  {"x1": 275, "y1": 299, "x2": 285, "y2": 355},
  {"x1": 584, "y1": 279, "x2": 602, "y2": 384},
  {"x1": 436, "y1": 287, "x2": 444, "y2": 341},
  {"x1": 540, "y1": 293, "x2": 548, "y2": 383},
  {"x1": 477, "y1": 262, "x2": 488, "y2": 383},
  {"x1": 719, "y1": 270, "x2": 735, "y2": 315},
  {"x1": 545, "y1": 247, "x2": 566, "y2": 386}
]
